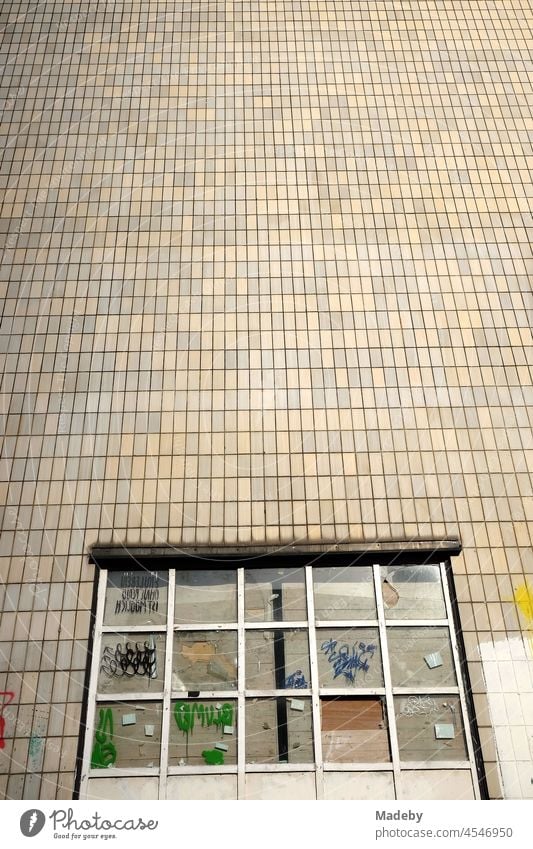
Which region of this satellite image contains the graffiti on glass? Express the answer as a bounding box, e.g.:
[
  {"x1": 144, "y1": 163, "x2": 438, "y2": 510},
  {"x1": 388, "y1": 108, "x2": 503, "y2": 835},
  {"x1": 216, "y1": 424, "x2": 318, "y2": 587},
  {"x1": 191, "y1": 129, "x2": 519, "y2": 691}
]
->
[
  {"x1": 174, "y1": 701, "x2": 234, "y2": 734},
  {"x1": 321, "y1": 639, "x2": 377, "y2": 684},
  {"x1": 101, "y1": 640, "x2": 157, "y2": 679},
  {"x1": 202, "y1": 749, "x2": 225, "y2": 765},
  {"x1": 115, "y1": 571, "x2": 161, "y2": 616},
  {"x1": 284, "y1": 670, "x2": 308, "y2": 689},
  {"x1": 400, "y1": 695, "x2": 440, "y2": 717},
  {"x1": 91, "y1": 708, "x2": 117, "y2": 768}
]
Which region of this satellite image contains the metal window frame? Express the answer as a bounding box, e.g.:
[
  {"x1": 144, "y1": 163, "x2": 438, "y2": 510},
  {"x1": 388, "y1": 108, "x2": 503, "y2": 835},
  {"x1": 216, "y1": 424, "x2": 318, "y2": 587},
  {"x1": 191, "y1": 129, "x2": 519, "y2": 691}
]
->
[{"x1": 79, "y1": 557, "x2": 481, "y2": 800}]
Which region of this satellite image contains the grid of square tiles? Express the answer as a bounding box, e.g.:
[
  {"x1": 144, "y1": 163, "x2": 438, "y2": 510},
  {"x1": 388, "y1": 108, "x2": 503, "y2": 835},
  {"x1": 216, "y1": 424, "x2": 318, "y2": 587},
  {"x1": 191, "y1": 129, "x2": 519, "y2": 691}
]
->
[{"x1": 0, "y1": 0, "x2": 532, "y2": 799}]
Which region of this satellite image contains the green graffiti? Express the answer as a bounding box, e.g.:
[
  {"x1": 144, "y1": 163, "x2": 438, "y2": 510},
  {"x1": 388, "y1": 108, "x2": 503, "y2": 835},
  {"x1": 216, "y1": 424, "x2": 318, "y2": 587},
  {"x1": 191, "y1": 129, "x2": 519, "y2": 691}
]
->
[
  {"x1": 174, "y1": 701, "x2": 233, "y2": 734},
  {"x1": 202, "y1": 749, "x2": 225, "y2": 765},
  {"x1": 91, "y1": 708, "x2": 117, "y2": 768}
]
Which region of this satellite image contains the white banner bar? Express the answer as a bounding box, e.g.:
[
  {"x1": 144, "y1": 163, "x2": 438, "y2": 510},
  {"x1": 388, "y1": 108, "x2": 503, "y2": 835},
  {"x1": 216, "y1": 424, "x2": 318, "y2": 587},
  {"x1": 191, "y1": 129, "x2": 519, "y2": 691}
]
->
[{"x1": 2, "y1": 800, "x2": 531, "y2": 848}]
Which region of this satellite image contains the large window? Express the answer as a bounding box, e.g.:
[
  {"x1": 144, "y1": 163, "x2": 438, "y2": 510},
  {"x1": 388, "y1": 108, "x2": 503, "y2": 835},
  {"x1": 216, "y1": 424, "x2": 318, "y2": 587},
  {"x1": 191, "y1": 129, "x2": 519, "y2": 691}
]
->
[{"x1": 80, "y1": 559, "x2": 481, "y2": 799}]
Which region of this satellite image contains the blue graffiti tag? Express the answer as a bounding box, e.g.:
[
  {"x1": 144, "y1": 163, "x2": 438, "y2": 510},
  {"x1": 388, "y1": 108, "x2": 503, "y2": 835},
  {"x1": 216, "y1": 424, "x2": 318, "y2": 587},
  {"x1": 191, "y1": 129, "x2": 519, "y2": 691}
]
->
[
  {"x1": 284, "y1": 669, "x2": 308, "y2": 689},
  {"x1": 321, "y1": 639, "x2": 377, "y2": 684}
]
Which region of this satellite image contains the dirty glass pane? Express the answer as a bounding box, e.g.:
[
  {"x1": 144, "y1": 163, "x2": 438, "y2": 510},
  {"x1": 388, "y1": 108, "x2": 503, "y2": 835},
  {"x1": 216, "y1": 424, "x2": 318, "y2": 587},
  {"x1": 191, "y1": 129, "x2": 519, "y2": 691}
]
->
[
  {"x1": 90, "y1": 702, "x2": 162, "y2": 769},
  {"x1": 321, "y1": 697, "x2": 391, "y2": 763},
  {"x1": 104, "y1": 571, "x2": 168, "y2": 627},
  {"x1": 97, "y1": 632, "x2": 166, "y2": 694},
  {"x1": 172, "y1": 631, "x2": 238, "y2": 691},
  {"x1": 174, "y1": 570, "x2": 237, "y2": 624},
  {"x1": 245, "y1": 697, "x2": 313, "y2": 764},
  {"x1": 245, "y1": 630, "x2": 310, "y2": 690},
  {"x1": 244, "y1": 567, "x2": 306, "y2": 622},
  {"x1": 313, "y1": 566, "x2": 376, "y2": 620},
  {"x1": 395, "y1": 695, "x2": 467, "y2": 762},
  {"x1": 388, "y1": 626, "x2": 457, "y2": 688},
  {"x1": 169, "y1": 699, "x2": 237, "y2": 766},
  {"x1": 381, "y1": 564, "x2": 446, "y2": 620},
  {"x1": 317, "y1": 628, "x2": 383, "y2": 688}
]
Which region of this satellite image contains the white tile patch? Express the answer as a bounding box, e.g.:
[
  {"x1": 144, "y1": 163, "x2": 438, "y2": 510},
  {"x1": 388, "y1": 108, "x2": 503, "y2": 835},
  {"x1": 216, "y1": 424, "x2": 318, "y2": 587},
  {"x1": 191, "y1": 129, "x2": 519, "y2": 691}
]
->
[
  {"x1": 516, "y1": 762, "x2": 533, "y2": 800},
  {"x1": 505, "y1": 693, "x2": 524, "y2": 726},
  {"x1": 519, "y1": 692, "x2": 533, "y2": 720},
  {"x1": 528, "y1": 727, "x2": 533, "y2": 760},
  {"x1": 487, "y1": 692, "x2": 508, "y2": 726},
  {"x1": 510, "y1": 726, "x2": 529, "y2": 761},
  {"x1": 493, "y1": 726, "x2": 514, "y2": 761},
  {"x1": 513, "y1": 660, "x2": 533, "y2": 693},
  {"x1": 480, "y1": 636, "x2": 533, "y2": 799},
  {"x1": 499, "y1": 762, "x2": 521, "y2": 799},
  {"x1": 498, "y1": 662, "x2": 518, "y2": 693},
  {"x1": 493, "y1": 640, "x2": 512, "y2": 663},
  {"x1": 482, "y1": 662, "x2": 502, "y2": 693}
]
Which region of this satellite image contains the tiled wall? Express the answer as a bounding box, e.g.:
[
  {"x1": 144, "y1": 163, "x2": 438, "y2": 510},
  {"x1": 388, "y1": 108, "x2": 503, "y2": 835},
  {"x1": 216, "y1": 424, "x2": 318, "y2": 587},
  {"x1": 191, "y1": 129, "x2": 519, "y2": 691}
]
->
[{"x1": 0, "y1": 0, "x2": 532, "y2": 799}]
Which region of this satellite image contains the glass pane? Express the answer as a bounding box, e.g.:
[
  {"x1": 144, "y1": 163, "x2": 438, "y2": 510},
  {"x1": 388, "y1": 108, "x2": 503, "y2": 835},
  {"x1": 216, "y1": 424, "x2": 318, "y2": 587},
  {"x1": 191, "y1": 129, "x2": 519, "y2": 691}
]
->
[
  {"x1": 381, "y1": 564, "x2": 446, "y2": 620},
  {"x1": 245, "y1": 697, "x2": 313, "y2": 764},
  {"x1": 169, "y1": 699, "x2": 237, "y2": 766},
  {"x1": 321, "y1": 697, "x2": 391, "y2": 763},
  {"x1": 395, "y1": 695, "x2": 467, "y2": 762},
  {"x1": 104, "y1": 571, "x2": 168, "y2": 627},
  {"x1": 173, "y1": 631, "x2": 238, "y2": 691},
  {"x1": 245, "y1": 630, "x2": 310, "y2": 690},
  {"x1": 91, "y1": 702, "x2": 162, "y2": 769},
  {"x1": 98, "y1": 633, "x2": 165, "y2": 694},
  {"x1": 175, "y1": 570, "x2": 237, "y2": 624},
  {"x1": 388, "y1": 626, "x2": 457, "y2": 688},
  {"x1": 313, "y1": 566, "x2": 376, "y2": 620},
  {"x1": 317, "y1": 628, "x2": 383, "y2": 688},
  {"x1": 245, "y1": 567, "x2": 306, "y2": 622}
]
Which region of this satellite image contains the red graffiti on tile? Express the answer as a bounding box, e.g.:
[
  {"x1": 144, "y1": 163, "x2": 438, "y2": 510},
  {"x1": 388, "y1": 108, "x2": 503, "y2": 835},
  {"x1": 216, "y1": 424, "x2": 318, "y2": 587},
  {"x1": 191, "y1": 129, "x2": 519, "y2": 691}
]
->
[{"x1": 0, "y1": 692, "x2": 15, "y2": 749}]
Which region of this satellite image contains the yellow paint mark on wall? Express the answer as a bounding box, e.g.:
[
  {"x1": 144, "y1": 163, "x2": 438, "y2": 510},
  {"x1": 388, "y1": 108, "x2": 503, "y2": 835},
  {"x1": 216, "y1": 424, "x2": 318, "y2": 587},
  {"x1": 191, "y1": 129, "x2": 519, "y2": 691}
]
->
[{"x1": 513, "y1": 583, "x2": 533, "y2": 624}]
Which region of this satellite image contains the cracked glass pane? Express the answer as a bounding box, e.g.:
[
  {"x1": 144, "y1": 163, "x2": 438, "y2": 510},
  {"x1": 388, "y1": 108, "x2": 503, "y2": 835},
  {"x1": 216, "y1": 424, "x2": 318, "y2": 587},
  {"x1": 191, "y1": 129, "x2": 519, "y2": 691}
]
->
[
  {"x1": 172, "y1": 631, "x2": 238, "y2": 691},
  {"x1": 381, "y1": 565, "x2": 446, "y2": 620}
]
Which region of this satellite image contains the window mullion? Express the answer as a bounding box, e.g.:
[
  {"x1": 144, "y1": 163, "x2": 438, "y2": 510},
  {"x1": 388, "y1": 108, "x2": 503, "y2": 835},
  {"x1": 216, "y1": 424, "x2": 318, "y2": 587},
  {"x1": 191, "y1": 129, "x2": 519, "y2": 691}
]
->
[
  {"x1": 95, "y1": 691, "x2": 163, "y2": 702},
  {"x1": 373, "y1": 563, "x2": 401, "y2": 792},
  {"x1": 100, "y1": 625, "x2": 167, "y2": 633},
  {"x1": 170, "y1": 689, "x2": 237, "y2": 700},
  {"x1": 305, "y1": 563, "x2": 324, "y2": 800},
  {"x1": 173, "y1": 622, "x2": 237, "y2": 631},
  {"x1": 158, "y1": 567, "x2": 175, "y2": 800},
  {"x1": 384, "y1": 619, "x2": 449, "y2": 628},
  {"x1": 439, "y1": 561, "x2": 481, "y2": 799},
  {"x1": 80, "y1": 567, "x2": 108, "y2": 798},
  {"x1": 237, "y1": 567, "x2": 245, "y2": 798}
]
